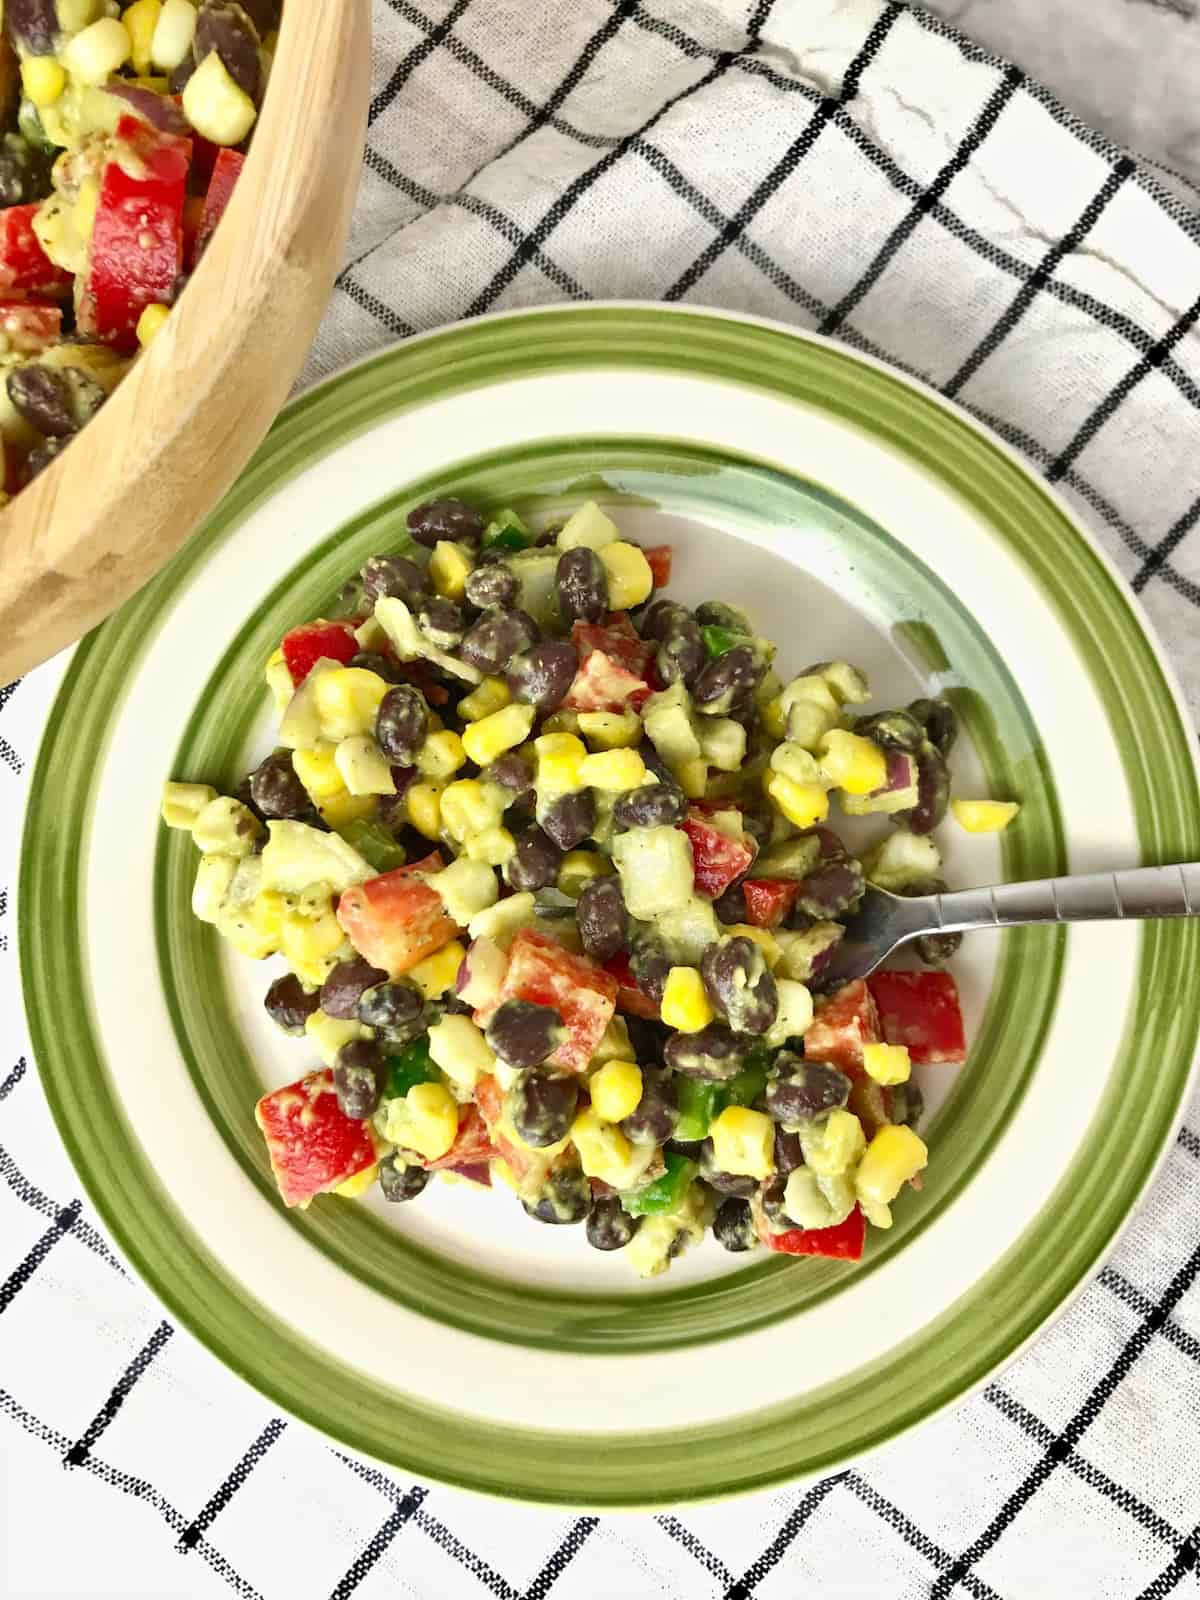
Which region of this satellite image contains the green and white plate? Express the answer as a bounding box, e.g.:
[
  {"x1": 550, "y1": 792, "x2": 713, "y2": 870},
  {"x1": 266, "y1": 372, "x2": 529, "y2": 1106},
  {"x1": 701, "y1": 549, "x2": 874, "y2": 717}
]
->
[{"x1": 20, "y1": 306, "x2": 1200, "y2": 1506}]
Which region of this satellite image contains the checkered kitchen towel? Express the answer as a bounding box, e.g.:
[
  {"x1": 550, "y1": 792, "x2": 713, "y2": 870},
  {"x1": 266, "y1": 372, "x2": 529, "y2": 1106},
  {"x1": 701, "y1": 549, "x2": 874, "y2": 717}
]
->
[{"x1": 4, "y1": 1, "x2": 1200, "y2": 1595}]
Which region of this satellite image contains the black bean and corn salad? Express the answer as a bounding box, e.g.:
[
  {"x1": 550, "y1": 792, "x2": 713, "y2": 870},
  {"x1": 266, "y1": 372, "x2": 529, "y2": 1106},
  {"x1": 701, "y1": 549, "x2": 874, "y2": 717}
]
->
[{"x1": 162, "y1": 498, "x2": 1019, "y2": 1275}]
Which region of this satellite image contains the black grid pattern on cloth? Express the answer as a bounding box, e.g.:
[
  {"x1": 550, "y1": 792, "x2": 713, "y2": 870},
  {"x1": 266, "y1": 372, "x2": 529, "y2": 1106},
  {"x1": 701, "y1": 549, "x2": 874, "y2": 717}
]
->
[{"x1": 3, "y1": 0, "x2": 1200, "y2": 1594}]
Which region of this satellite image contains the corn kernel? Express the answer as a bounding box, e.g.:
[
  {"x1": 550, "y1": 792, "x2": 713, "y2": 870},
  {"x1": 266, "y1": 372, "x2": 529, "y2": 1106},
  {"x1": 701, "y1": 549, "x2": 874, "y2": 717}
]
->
[
  {"x1": 386, "y1": 1081, "x2": 460, "y2": 1162},
  {"x1": 781, "y1": 674, "x2": 841, "y2": 719},
  {"x1": 818, "y1": 729, "x2": 887, "y2": 797},
  {"x1": 556, "y1": 850, "x2": 612, "y2": 899},
  {"x1": 598, "y1": 540, "x2": 654, "y2": 609},
  {"x1": 151, "y1": 0, "x2": 195, "y2": 68},
  {"x1": 761, "y1": 697, "x2": 788, "y2": 740},
  {"x1": 590, "y1": 1060, "x2": 643, "y2": 1123},
  {"x1": 440, "y1": 778, "x2": 504, "y2": 842},
  {"x1": 677, "y1": 757, "x2": 708, "y2": 799},
  {"x1": 799, "y1": 1108, "x2": 866, "y2": 1177},
  {"x1": 577, "y1": 710, "x2": 641, "y2": 750},
  {"x1": 577, "y1": 748, "x2": 646, "y2": 792},
  {"x1": 661, "y1": 966, "x2": 715, "y2": 1033},
  {"x1": 333, "y1": 1162, "x2": 379, "y2": 1199},
  {"x1": 727, "y1": 924, "x2": 783, "y2": 970},
  {"x1": 63, "y1": 17, "x2": 132, "y2": 83},
  {"x1": 192, "y1": 853, "x2": 236, "y2": 923},
  {"x1": 787, "y1": 701, "x2": 835, "y2": 752},
  {"x1": 571, "y1": 1108, "x2": 638, "y2": 1187},
  {"x1": 305, "y1": 1010, "x2": 370, "y2": 1067},
  {"x1": 265, "y1": 649, "x2": 294, "y2": 715},
  {"x1": 709, "y1": 1106, "x2": 776, "y2": 1179},
  {"x1": 862, "y1": 1041, "x2": 911, "y2": 1086},
  {"x1": 318, "y1": 790, "x2": 376, "y2": 829},
  {"x1": 413, "y1": 728, "x2": 465, "y2": 780},
  {"x1": 765, "y1": 772, "x2": 829, "y2": 829},
  {"x1": 281, "y1": 905, "x2": 344, "y2": 970},
  {"x1": 458, "y1": 676, "x2": 511, "y2": 723},
  {"x1": 951, "y1": 798, "x2": 1021, "y2": 834},
  {"x1": 535, "y1": 731, "x2": 586, "y2": 791},
  {"x1": 408, "y1": 939, "x2": 467, "y2": 1000},
  {"x1": 427, "y1": 1014, "x2": 495, "y2": 1092},
  {"x1": 182, "y1": 48, "x2": 257, "y2": 144},
  {"x1": 855, "y1": 1124, "x2": 928, "y2": 1228},
  {"x1": 20, "y1": 56, "x2": 66, "y2": 107},
  {"x1": 122, "y1": 0, "x2": 162, "y2": 72},
  {"x1": 292, "y1": 744, "x2": 345, "y2": 801},
  {"x1": 192, "y1": 795, "x2": 261, "y2": 858},
  {"x1": 312, "y1": 666, "x2": 390, "y2": 741},
  {"x1": 464, "y1": 826, "x2": 515, "y2": 866},
  {"x1": 461, "y1": 702, "x2": 536, "y2": 767},
  {"x1": 770, "y1": 740, "x2": 826, "y2": 787},
  {"x1": 405, "y1": 781, "x2": 445, "y2": 840},
  {"x1": 161, "y1": 780, "x2": 218, "y2": 831},
  {"x1": 216, "y1": 894, "x2": 284, "y2": 961},
  {"x1": 428, "y1": 540, "x2": 473, "y2": 599}
]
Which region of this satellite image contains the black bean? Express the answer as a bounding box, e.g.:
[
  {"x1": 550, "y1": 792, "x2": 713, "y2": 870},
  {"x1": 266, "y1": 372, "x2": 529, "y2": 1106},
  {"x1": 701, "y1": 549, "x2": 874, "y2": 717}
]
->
[
  {"x1": 522, "y1": 1161, "x2": 591, "y2": 1224},
  {"x1": 764, "y1": 1054, "x2": 851, "y2": 1122},
  {"x1": 464, "y1": 561, "x2": 517, "y2": 611},
  {"x1": 666, "y1": 1138, "x2": 704, "y2": 1161},
  {"x1": 507, "y1": 640, "x2": 578, "y2": 711},
  {"x1": 360, "y1": 554, "x2": 426, "y2": 608},
  {"x1": 7, "y1": 364, "x2": 101, "y2": 438},
  {"x1": 627, "y1": 928, "x2": 671, "y2": 1004},
  {"x1": 889, "y1": 1080, "x2": 925, "y2": 1129},
  {"x1": 417, "y1": 597, "x2": 465, "y2": 649},
  {"x1": 263, "y1": 972, "x2": 320, "y2": 1035},
  {"x1": 378, "y1": 1153, "x2": 429, "y2": 1202},
  {"x1": 916, "y1": 927, "x2": 963, "y2": 967},
  {"x1": 656, "y1": 617, "x2": 706, "y2": 688},
  {"x1": 194, "y1": 2, "x2": 263, "y2": 101},
  {"x1": 898, "y1": 740, "x2": 951, "y2": 835},
  {"x1": 507, "y1": 824, "x2": 563, "y2": 892},
  {"x1": 623, "y1": 1016, "x2": 670, "y2": 1065},
  {"x1": 406, "y1": 497, "x2": 484, "y2": 549},
  {"x1": 168, "y1": 56, "x2": 196, "y2": 93},
  {"x1": 575, "y1": 875, "x2": 626, "y2": 962},
  {"x1": 713, "y1": 1196, "x2": 757, "y2": 1252},
  {"x1": 375, "y1": 767, "x2": 418, "y2": 830},
  {"x1": 237, "y1": 0, "x2": 280, "y2": 31},
  {"x1": 248, "y1": 750, "x2": 310, "y2": 819},
  {"x1": 587, "y1": 1194, "x2": 640, "y2": 1250},
  {"x1": 460, "y1": 608, "x2": 539, "y2": 675},
  {"x1": 0, "y1": 136, "x2": 53, "y2": 208},
  {"x1": 540, "y1": 789, "x2": 595, "y2": 851},
  {"x1": 637, "y1": 598, "x2": 688, "y2": 642},
  {"x1": 5, "y1": 0, "x2": 58, "y2": 54},
  {"x1": 507, "y1": 1068, "x2": 579, "y2": 1147},
  {"x1": 793, "y1": 858, "x2": 866, "y2": 919},
  {"x1": 556, "y1": 547, "x2": 607, "y2": 624},
  {"x1": 908, "y1": 697, "x2": 958, "y2": 757},
  {"x1": 698, "y1": 1142, "x2": 758, "y2": 1197},
  {"x1": 692, "y1": 644, "x2": 763, "y2": 715},
  {"x1": 613, "y1": 781, "x2": 688, "y2": 831},
  {"x1": 357, "y1": 981, "x2": 425, "y2": 1040},
  {"x1": 695, "y1": 600, "x2": 751, "y2": 632},
  {"x1": 320, "y1": 957, "x2": 390, "y2": 1020},
  {"x1": 760, "y1": 1176, "x2": 789, "y2": 1229},
  {"x1": 741, "y1": 809, "x2": 773, "y2": 851},
  {"x1": 621, "y1": 1067, "x2": 677, "y2": 1143},
  {"x1": 663, "y1": 1023, "x2": 747, "y2": 1081},
  {"x1": 486, "y1": 999, "x2": 566, "y2": 1068},
  {"x1": 854, "y1": 708, "x2": 924, "y2": 752},
  {"x1": 333, "y1": 1039, "x2": 387, "y2": 1120},
  {"x1": 713, "y1": 882, "x2": 748, "y2": 925},
  {"x1": 773, "y1": 1127, "x2": 805, "y2": 1176},
  {"x1": 346, "y1": 651, "x2": 399, "y2": 684},
  {"x1": 375, "y1": 684, "x2": 428, "y2": 764},
  {"x1": 700, "y1": 937, "x2": 778, "y2": 1035}
]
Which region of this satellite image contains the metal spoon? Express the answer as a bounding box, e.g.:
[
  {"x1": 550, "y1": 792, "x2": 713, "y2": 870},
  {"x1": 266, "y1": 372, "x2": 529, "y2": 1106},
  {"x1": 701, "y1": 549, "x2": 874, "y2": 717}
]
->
[{"x1": 816, "y1": 864, "x2": 1200, "y2": 989}]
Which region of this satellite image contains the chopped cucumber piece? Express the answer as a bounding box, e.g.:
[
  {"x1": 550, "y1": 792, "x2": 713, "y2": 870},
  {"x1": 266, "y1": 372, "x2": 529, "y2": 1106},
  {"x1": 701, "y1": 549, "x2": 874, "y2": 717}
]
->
[
  {"x1": 861, "y1": 829, "x2": 943, "y2": 891},
  {"x1": 260, "y1": 820, "x2": 372, "y2": 895},
  {"x1": 557, "y1": 500, "x2": 620, "y2": 552},
  {"x1": 611, "y1": 825, "x2": 694, "y2": 919}
]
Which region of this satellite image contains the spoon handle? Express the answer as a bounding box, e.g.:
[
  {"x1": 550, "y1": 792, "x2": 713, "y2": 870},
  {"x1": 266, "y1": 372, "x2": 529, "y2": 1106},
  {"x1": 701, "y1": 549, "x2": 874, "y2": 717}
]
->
[{"x1": 933, "y1": 864, "x2": 1200, "y2": 934}]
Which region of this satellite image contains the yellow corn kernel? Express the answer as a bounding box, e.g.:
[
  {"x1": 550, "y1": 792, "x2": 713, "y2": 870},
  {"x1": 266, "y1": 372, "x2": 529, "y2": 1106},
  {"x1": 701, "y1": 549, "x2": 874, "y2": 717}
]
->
[
  {"x1": 761, "y1": 696, "x2": 788, "y2": 740},
  {"x1": 765, "y1": 772, "x2": 829, "y2": 829},
  {"x1": 800, "y1": 1107, "x2": 866, "y2": 1178},
  {"x1": 408, "y1": 939, "x2": 467, "y2": 1000},
  {"x1": 150, "y1": 0, "x2": 196, "y2": 70},
  {"x1": 427, "y1": 1013, "x2": 495, "y2": 1092},
  {"x1": 318, "y1": 790, "x2": 376, "y2": 829},
  {"x1": 709, "y1": 1106, "x2": 776, "y2": 1180},
  {"x1": 951, "y1": 798, "x2": 1021, "y2": 834},
  {"x1": 677, "y1": 757, "x2": 708, "y2": 800},
  {"x1": 281, "y1": 905, "x2": 344, "y2": 969},
  {"x1": 556, "y1": 850, "x2": 612, "y2": 899},
  {"x1": 535, "y1": 731, "x2": 586, "y2": 791},
  {"x1": 292, "y1": 744, "x2": 345, "y2": 802},
  {"x1": 304, "y1": 1010, "x2": 370, "y2": 1067},
  {"x1": 192, "y1": 795, "x2": 261, "y2": 857},
  {"x1": 405, "y1": 781, "x2": 445, "y2": 840},
  {"x1": 855, "y1": 1124, "x2": 928, "y2": 1230},
  {"x1": 457, "y1": 676, "x2": 511, "y2": 723},
  {"x1": 577, "y1": 748, "x2": 646, "y2": 792},
  {"x1": 334, "y1": 1162, "x2": 379, "y2": 1199},
  {"x1": 122, "y1": 0, "x2": 162, "y2": 72},
  {"x1": 192, "y1": 854, "x2": 236, "y2": 924},
  {"x1": 428, "y1": 540, "x2": 473, "y2": 599},
  {"x1": 133, "y1": 301, "x2": 169, "y2": 349},
  {"x1": 161, "y1": 780, "x2": 218, "y2": 831},
  {"x1": 862, "y1": 1041, "x2": 911, "y2": 1086},
  {"x1": 440, "y1": 778, "x2": 503, "y2": 842},
  {"x1": 770, "y1": 740, "x2": 826, "y2": 788},
  {"x1": 461, "y1": 703, "x2": 536, "y2": 767},
  {"x1": 818, "y1": 729, "x2": 887, "y2": 796},
  {"x1": 660, "y1": 966, "x2": 715, "y2": 1033},
  {"x1": 20, "y1": 56, "x2": 66, "y2": 107},
  {"x1": 388, "y1": 1081, "x2": 460, "y2": 1162},
  {"x1": 590, "y1": 1060, "x2": 643, "y2": 1123},
  {"x1": 416, "y1": 729, "x2": 467, "y2": 780},
  {"x1": 464, "y1": 826, "x2": 515, "y2": 866},
  {"x1": 63, "y1": 17, "x2": 132, "y2": 83},
  {"x1": 571, "y1": 1109, "x2": 637, "y2": 1187},
  {"x1": 182, "y1": 48, "x2": 257, "y2": 144},
  {"x1": 265, "y1": 649, "x2": 294, "y2": 715},
  {"x1": 598, "y1": 541, "x2": 654, "y2": 609},
  {"x1": 312, "y1": 667, "x2": 390, "y2": 741},
  {"x1": 727, "y1": 924, "x2": 783, "y2": 971},
  {"x1": 577, "y1": 710, "x2": 641, "y2": 750}
]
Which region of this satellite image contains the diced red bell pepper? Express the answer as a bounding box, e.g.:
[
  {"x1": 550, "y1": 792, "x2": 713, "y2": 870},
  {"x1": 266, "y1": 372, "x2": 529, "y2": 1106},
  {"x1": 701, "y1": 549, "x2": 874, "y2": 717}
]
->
[
  {"x1": 802, "y1": 979, "x2": 881, "y2": 1073},
  {"x1": 478, "y1": 928, "x2": 617, "y2": 1074},
  {"x1": 867, "y1": 970, "x2": 967, "y2": 1065},
  {"x1": 679, "y1": 812, "x2": 756, "y2": 900},
  {"x1": 255, "y1": 1070, "x2": 377, "y2": 1208},
  {"x1": 0, "y1": 299, "x2": 62, "y2": 357},
  {"x1": 0, "y1": 205, "x2": 72, "y2": 299},
  {"x1": 193, "y1": 146, "x2": 244, "y2": 265},
  {"x1": 644, "y1": 545, "x2": 672, "y2": 588},
  {"x1": 79, "y1": 117, "x2": 191, "y2": 350},
  {"x1": 756, "y1": 1202, "x2": 867, "y2": 1261},
  {"x1": 602, "y1": 951, "x2": 661, "y2": 1020},
  {"x1": 741, "y1": 877, "x2": 800, "y2": 929},
  {"x1": 335, "y1": 854, "x2": 457, "y2": 977},
  {"x1": 474, "y1": 1073, "x2": 543, "y2": 1185},
  {"x1": 425, "y1": 1104, "x2": 497, "y2": 1170},
  {"x1": 563, "y1": 648, "x2": 650, "y2": 713},
  {"x1": 573, "y1": 614, "x2": 653, "y2": 676},
  {"x1": 280, "y1": 619, "x2": 359, "y2": 685}
]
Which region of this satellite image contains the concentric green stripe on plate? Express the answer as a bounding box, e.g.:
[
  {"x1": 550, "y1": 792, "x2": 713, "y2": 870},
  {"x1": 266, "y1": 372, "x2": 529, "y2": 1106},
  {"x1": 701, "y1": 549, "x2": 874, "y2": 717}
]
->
[{"x1": 21, "y1": 307, "x2": 1200, "y2": 1504}]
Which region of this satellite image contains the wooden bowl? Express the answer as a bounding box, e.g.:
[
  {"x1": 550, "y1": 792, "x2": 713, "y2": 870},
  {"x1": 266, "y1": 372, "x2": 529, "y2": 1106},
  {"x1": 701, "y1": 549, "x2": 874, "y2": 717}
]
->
[{"x1": 0, "y1": 2, "x2": 371, "y2": 684}]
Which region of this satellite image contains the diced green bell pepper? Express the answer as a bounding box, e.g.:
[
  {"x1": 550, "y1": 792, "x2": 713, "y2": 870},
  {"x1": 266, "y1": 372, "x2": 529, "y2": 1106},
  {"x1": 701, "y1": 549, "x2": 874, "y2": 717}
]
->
[
  {"x1": 701, "y1": 624, "x2": 745, "y2": 659},
  {"x1": 716, "y1": 1049, "x2": 771, "y2": 1113},
  {"x1": 385, "y1": 1035, "x2": 439, "y2": 1099},
  {"x1": 620, "y1": 1152, "x2": 697, "y2": 1216},
  {"x1": 482, "y1": 509, "x2": 532, "y2": 551},
  {"x1": 673, "y1": 1079, "x2": 719, "y2": 1141},
  {"x1": 338, "y1": 818, "x2": 408, "y2": 874}
]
